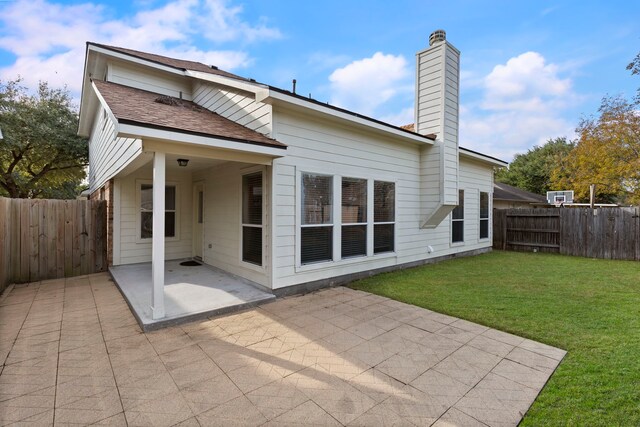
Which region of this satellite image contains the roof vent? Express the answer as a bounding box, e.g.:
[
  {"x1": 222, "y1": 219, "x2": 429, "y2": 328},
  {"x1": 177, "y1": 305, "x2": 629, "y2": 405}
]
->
[
  {"x1": 210, "y1": 65, "x2": 218, "y2": 70},
  {"x1": 429, "y1": 29, "x2": 446, "y2": 46},
  {"x1": 155, "y1": 95, "x2": 179, "y2": 106}
]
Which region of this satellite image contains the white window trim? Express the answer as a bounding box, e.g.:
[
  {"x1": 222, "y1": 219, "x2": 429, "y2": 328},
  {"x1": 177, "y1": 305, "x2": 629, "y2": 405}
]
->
[
  {"x1": 135, "y1": 179, "x2": 180, "y2": 244},
  {"x1": 451, "y1": 189, "x2": 464, "y2": 246},
  {"x1": 295, "y1": 167, "x2": 397, "y2": 272},
  {"x1": 239, "y1": 166, "x2": 267, "y2": 272},
  {"x1": 479, "y1": 189, "x2": 490, "y2": 241}
]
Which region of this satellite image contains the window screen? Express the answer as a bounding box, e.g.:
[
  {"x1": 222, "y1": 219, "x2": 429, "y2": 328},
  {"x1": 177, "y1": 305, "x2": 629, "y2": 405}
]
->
[
  {"x1": 374, "y1": 181, "x2": 395, "y2": 254},
  {"x1": 301, "y1": 173, "x2": 333, "y2": 264},
  {"x1": 242, "y1": 172, "x2": 262, "y2": 265},
  {"x1": 140, "y1": 184, "x2": 176, "y2": 239},
  {"x1": 452, "y1": 189, "x2": 464, "y2": 243},
  {"x1": 479, "y1": 191, "x2": 489, "y2": 239},
  {"x1": 342, "y1": 178, "x2": 367, "y2": 258}
]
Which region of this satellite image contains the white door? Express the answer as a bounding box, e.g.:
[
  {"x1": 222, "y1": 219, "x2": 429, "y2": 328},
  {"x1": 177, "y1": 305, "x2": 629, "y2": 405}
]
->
[{"x1": 193, "y1": 183, "x2": 204, "y2": 259}]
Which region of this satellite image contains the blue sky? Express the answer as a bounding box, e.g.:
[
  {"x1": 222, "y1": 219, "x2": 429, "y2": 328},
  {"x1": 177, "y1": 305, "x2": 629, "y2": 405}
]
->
[{"x1": 0, "y1": 0, "x2": 638, "y2": 161}]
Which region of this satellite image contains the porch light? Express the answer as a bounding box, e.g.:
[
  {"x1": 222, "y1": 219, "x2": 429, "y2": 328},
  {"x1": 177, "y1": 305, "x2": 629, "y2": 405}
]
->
[{"x1": 177, "y1": 158, "x2": 189, "y2": 167}]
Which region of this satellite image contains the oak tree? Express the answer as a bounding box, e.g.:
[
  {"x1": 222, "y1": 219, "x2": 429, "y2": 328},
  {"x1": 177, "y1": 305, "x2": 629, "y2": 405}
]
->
[{"x1": 0, "y1": 79, "x2": 88, "y2": 199}]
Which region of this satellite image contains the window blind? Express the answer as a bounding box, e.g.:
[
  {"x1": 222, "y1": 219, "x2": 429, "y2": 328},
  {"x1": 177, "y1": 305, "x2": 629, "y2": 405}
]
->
[
  {"x1": 301, "y1": 173, "x2": 333, "y2": 264},
  {"x1": 342, "y1": 178, "x2": 367, "y2": 258},
  {"x1": 242, "y1": 172, "x2": 262, "y2": 265},
  {"x1": 374, "y1": 181, "x2": 395, "y2": 254}
]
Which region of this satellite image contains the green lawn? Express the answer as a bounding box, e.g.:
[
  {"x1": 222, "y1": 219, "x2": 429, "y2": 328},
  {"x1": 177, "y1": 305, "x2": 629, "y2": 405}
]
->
[{"x1": 349, "y1": 250, "x2": 640, "y2": 426}]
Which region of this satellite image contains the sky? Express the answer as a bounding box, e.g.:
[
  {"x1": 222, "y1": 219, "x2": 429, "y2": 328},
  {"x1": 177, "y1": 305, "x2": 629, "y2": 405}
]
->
[{"x1": 0, "y1": 0, "x2": 638, "y2": 161}]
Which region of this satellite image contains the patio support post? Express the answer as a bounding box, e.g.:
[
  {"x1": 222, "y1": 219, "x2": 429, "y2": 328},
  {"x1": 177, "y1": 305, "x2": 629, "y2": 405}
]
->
[{"x1": 151, "y1": 151, "x2": 166, "y2": 319}]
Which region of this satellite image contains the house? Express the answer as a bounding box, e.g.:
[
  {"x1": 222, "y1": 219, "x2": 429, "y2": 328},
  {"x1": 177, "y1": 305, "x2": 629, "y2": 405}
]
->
[
  {"x1": 493, "y1": 182, "x2": 547, "y2": 209},
  {"x1": 78, "y1": 30, "x2": 507, "y2": 325}
]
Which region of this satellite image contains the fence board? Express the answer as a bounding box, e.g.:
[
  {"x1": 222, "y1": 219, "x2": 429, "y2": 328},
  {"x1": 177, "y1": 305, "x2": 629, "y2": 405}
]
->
[
  {"x1": 47, "y1": 202, "x2": 57, "y2": 278},
  {"x1": 38, "y1": 200, "x2": 48, "y2": 280},
  {"x1": 0, "y1": 197, "x2": 108, "y2": 290},
  {"x1": 494, "y1": 207, "x2": 640, "y2": 261},
  {"x1": 19, "y1": 201, "x2": 30, "y2": 283},
  {"x1": 0, "y1": 198, "x2": 9, "y2": 292}
]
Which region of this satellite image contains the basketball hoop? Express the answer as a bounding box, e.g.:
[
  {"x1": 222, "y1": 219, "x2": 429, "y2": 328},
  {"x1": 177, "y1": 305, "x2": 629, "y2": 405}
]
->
[{"x1": 554, "y1": 201, "x2": 563, "y2": 208}]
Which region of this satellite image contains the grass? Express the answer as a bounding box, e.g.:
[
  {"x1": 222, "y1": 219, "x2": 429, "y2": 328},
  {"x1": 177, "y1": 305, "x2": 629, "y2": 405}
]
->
[{"x1": 349, "y1": 250, "x2": 640, "y2": 426}]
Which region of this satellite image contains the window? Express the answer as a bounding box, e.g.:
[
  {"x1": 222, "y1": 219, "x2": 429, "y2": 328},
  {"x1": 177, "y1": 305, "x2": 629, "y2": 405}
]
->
[
  {"x1": 301, "y1": 173, "x2": 333, "y2": 264},
  {"x1": 342, "y1": 178, "x2": 367, "y2": 258},
  {"x1": 452, "y1": 189, "x2": 464, "y2": 243},
  {"x1": 479, "y1": 191, "x2": 489, "y2": 239},
  {"x1": 374, "y1": 181, "x2": 395, "y2": 254},
  {"x1": 140, "y1": 184, "x2": 176, "y2": 239},
  {"x1": 242, "y1": 172, "x2": 263, "y2": 265}
]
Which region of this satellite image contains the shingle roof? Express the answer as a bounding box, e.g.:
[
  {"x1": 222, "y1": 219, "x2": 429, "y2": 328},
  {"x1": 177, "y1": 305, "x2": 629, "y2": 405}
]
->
[
  {"x1": 493, "y1": 182, "x2": 547, "y2": 202},
  {"x1": 89, "y1": 43, "x2": 248, "y2": 81},
  {"x1": 93, "y1": 80, "x2": 285, "y2": 149}
]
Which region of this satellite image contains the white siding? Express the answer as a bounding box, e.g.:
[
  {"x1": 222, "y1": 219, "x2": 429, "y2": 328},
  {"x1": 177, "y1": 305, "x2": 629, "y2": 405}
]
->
[
  {"x1": 271, "y1": 110, "x2": 490, "y2": 289},
  {"x1": 88, "y1": 105, "x2": 141, "y2": 193},
  {"x1": 108, "y1": 60, "x2": 193, "y2": 100},
  {"x1": 115, "y1": 166, "x2": 192, "y2": 265},
  {"x1": 192, "y1": 162, "x2": 270, "y2": 288},
  {"x1": 192, "y1": 81, "x2": 272, "y2": 136}
]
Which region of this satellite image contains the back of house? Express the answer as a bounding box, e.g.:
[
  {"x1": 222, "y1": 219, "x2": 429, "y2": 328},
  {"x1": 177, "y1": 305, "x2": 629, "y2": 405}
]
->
[{"x1": 78, "y1": 30, "x2": 506, "y2": 319}]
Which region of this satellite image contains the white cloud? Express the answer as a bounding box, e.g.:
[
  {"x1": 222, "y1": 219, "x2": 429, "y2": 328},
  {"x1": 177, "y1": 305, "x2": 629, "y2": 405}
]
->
[
  {"x1": 460, "y1": 51, "x2": 577, "y2": 161},
  {"x1": 0, "y1": 0, "x2": 280, "y2": 95},
  {"x1": 328, "y1": 52, "x2": 410, "y2": 116},
  {"x1": 484, "y1": 52, "x2": 571, "y2": 110}
]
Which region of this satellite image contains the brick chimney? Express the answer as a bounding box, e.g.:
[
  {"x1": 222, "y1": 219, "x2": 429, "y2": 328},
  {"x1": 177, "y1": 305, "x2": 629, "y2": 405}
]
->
[{"x1": 416, "y1": 30, "x2": 460, "y2": 228}]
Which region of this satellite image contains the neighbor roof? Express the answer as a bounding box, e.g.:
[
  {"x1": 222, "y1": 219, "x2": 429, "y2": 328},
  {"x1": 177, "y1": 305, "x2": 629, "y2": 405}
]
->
[
  {"x1": 89, "y1": 42, "x2": 248, "y2": 82},
  {"x1": 92, "y1": 80, "x2": 285, "y2": 149},
  {"x1": 493, "y1": 182, "x2": 547, "y2": 203}
]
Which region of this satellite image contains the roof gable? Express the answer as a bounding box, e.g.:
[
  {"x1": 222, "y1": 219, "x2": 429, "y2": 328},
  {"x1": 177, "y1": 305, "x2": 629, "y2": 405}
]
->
[
  {"x1": 92, "y1": 79, "x2": 285, "y2": 149},
  {"x1": 89, "y1": 43, "x2": 248, "y2": 81}
]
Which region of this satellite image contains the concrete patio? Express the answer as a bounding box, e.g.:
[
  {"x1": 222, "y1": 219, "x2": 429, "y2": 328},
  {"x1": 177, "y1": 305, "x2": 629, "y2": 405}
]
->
[
  {"x1": 0, "y1": 273, "x2": 566, "y2": 426},
  {"x1": 110, "y1": 261, "x2": 275, "y2": 330}
]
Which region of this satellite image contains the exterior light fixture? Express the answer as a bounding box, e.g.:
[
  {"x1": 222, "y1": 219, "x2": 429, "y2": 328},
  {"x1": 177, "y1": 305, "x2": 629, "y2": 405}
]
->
[{"x1": 177, "y1": 158, "x2": 189, "y2": 167}]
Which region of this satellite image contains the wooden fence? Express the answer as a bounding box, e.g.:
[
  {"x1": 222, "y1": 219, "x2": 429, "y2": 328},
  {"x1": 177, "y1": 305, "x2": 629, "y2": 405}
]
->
[
  {"x1": 0, "y1": 197, "x2": 107, "y2": 292},
  {"x1": 493, "y1": 207, "x2": 640, "y2": 261}
]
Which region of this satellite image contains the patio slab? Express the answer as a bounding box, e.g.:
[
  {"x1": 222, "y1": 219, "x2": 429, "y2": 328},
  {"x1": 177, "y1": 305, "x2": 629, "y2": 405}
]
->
[
  {"x1": 0, "y1": 273, "x2": 566, "y2": 426},
  {"x1": 110, "y1": 260, "x2": 275, "y2": 330}
]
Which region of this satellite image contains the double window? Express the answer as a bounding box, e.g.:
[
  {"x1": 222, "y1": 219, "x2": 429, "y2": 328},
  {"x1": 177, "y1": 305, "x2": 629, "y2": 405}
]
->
[
  {"x1": 479, "y1": 191, "x2": 489, "y2": 239},
  {"x1": 140, "y1": 183, "x2": 176, "y2": 239},
  {"x1": 451, "y1": 189, "x2": 464, "y2": 243},
  {"x1": 242, "y1": 172, "x2": 263, "y2": 266},
  {"x1": 301, "y1": 172, "x2": 395, "y2": 265}
]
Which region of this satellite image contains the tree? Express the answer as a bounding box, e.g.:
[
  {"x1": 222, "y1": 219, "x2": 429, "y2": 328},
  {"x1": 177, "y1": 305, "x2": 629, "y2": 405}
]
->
[
  {"x1": 0, "y1": 79, "x2": 88, "y2": 199},
  {"x1": 627, "y1": 51, "x2": 640, "y2": 102},
  {"x1": 495, "y1": 137, "x2": 574, "y2": 195},
  {"x1": 551, "y1": 96, "x2": 640, "y2": 204}
]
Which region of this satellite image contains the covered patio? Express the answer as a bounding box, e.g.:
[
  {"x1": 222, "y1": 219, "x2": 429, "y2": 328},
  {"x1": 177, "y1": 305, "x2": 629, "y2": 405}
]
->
[
  {"x1": 110, "y1": 260, "x2": 275, "y2": 330},
  {"x1": 86, "y1": 79, "x2": 287, "y2": 326}
]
